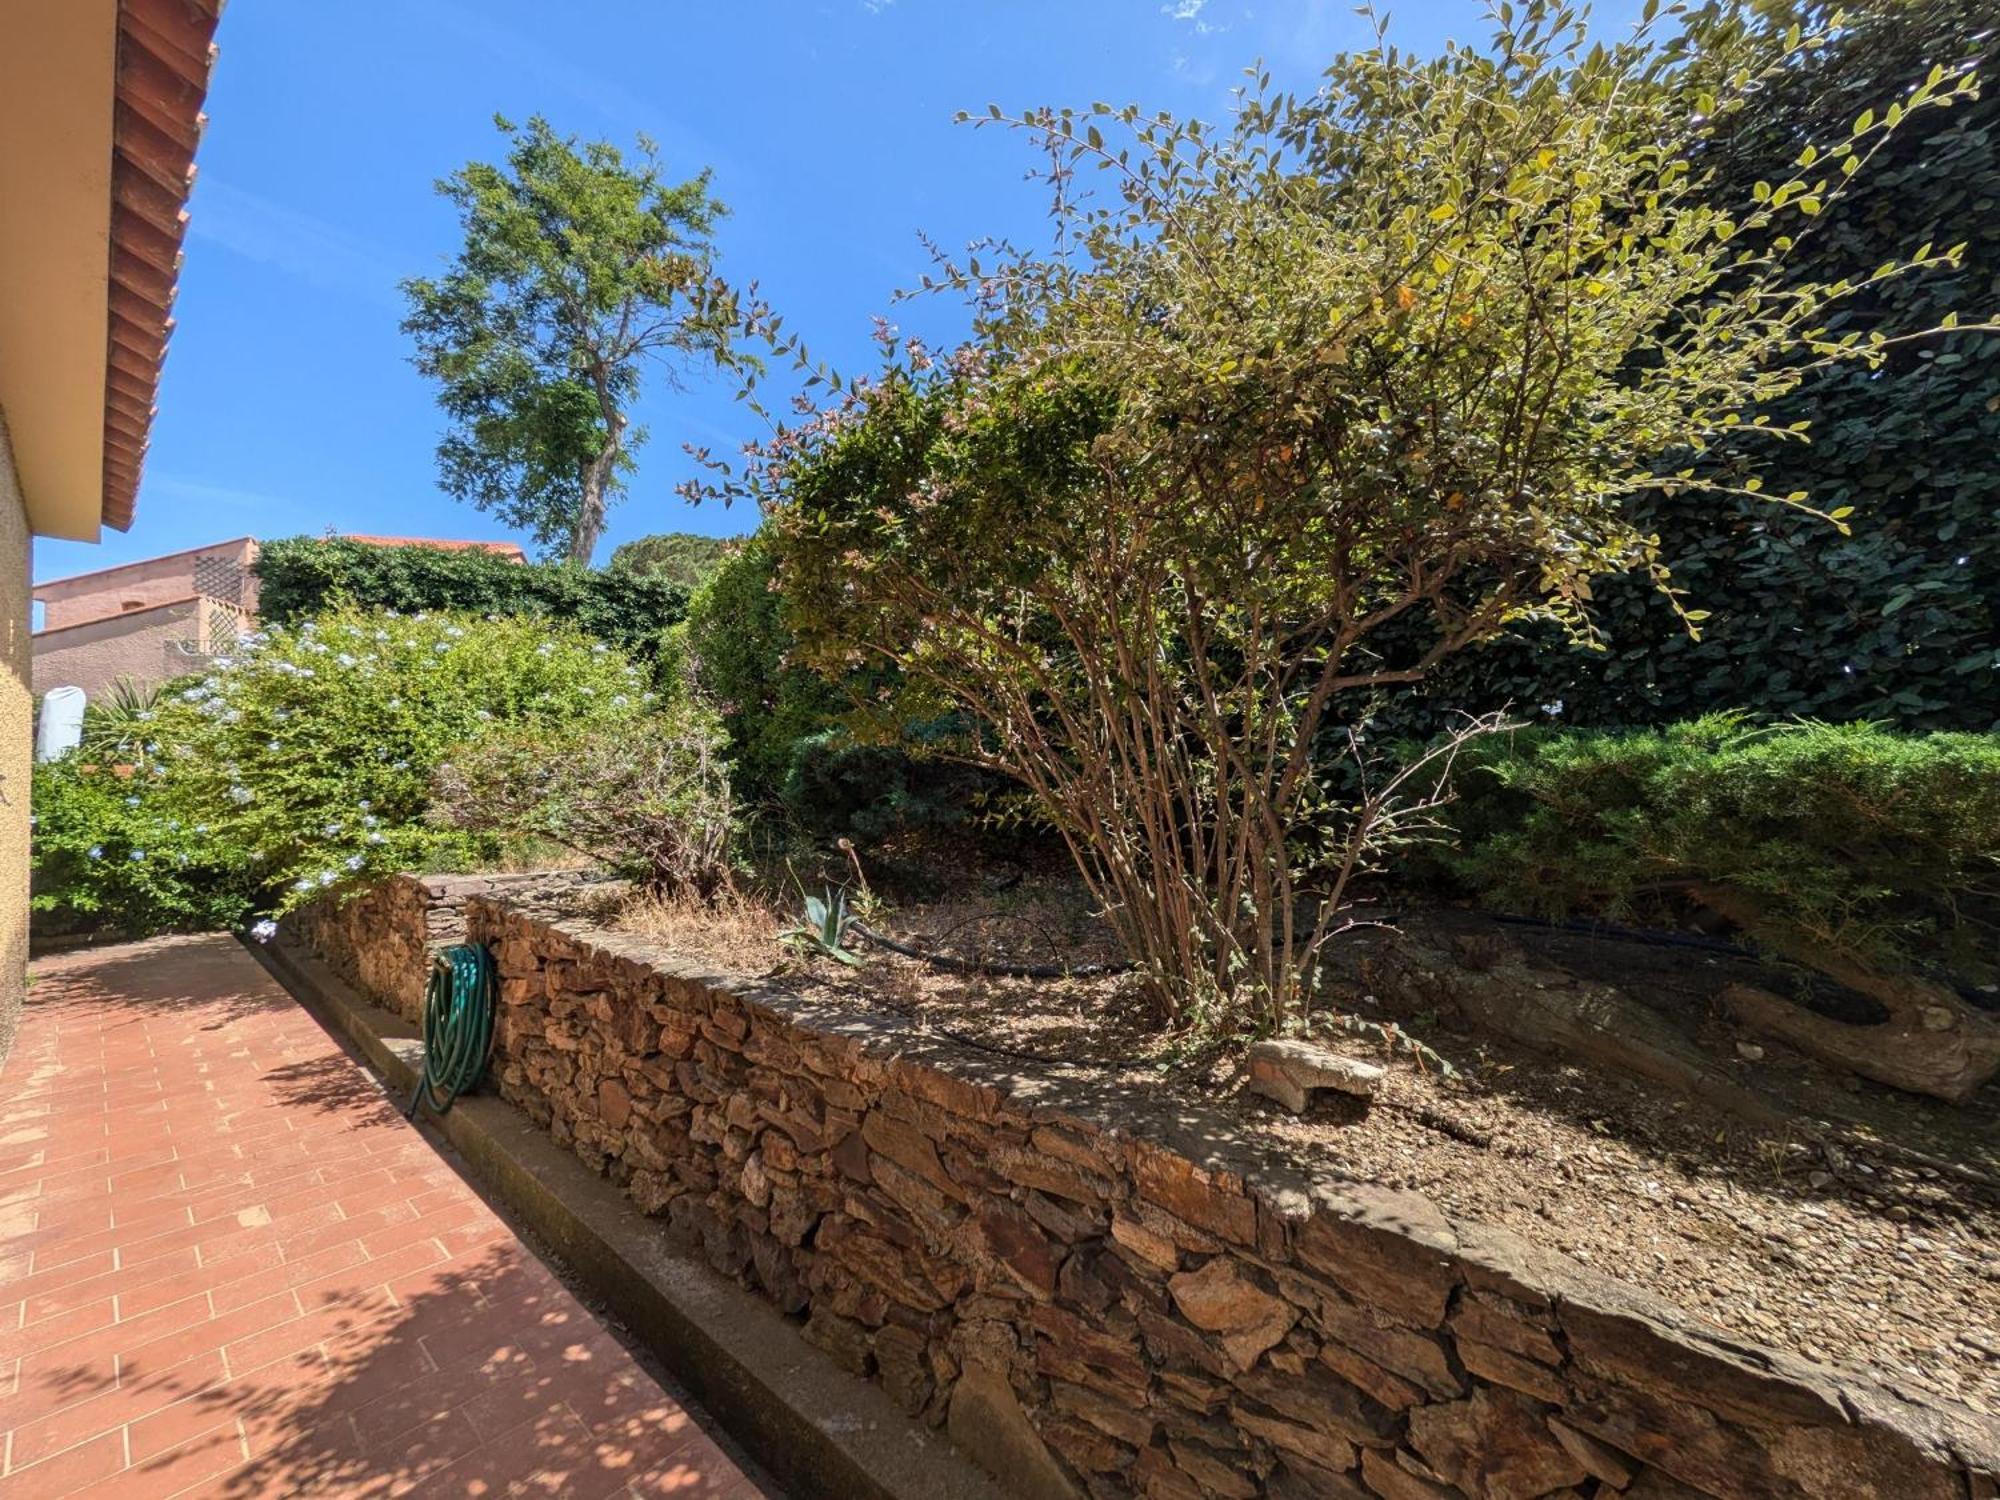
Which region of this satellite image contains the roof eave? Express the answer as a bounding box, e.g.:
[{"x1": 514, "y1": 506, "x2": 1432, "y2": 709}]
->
[{"x1": 100, "y1": 0, "x2": 224, "y2": 534}]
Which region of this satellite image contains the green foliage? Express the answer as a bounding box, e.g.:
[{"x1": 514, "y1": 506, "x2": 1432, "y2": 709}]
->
[
  {"x1": 608, "y1": 531, "x2": 732, "y2": 590},
  {"x1": 432, "y1": 702, "x2": 734, "y2": 898},
  {"x1": 780, "y1": 728, "x2": 993, "y2": 844},
  {"x1": 1412, "y1": 0, "x2": 2000, "y2": 731},
  {"x1": 255, "y1": 536, "x2": 689, "y2": 661},
  {"x1": 1439, "y1": 717, "x2": 2000, "y2": 975},
  {"x1": 738, "y1": 0, "x2": 1986, "y2": 1026},
  {"x1": 29, "y1": 756, "x2": 253, "y2": 937},
  {"x1": 674, "y1": 531, "x2": 995, "y2": 841},
  {"x1": 401, "y1": 115, "x2": 758, "y2": 564},
  {"x1": 675, "y1": 536, "x2": 838, "y2": 802},
  {"x1": 139, "y1": 608, "x2": 654, "y2": 913},
  {"x1": 79, "y1": 678, "x2": 166, "y2": 765}
]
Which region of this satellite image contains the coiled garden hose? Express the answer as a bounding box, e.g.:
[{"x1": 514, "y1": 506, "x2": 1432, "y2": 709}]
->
[{"x1": 406, "y1": 943, "x2": 497, "y2": 1119}]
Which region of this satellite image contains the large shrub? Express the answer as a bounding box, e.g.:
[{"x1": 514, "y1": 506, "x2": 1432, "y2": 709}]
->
[
  {"x1": 1437, "y1": 717, "x2": 2000, "y2": 1100},
  {"x1": 1442, "y1": 718, "x2": 2000, "y2": 972},
  {"x1": 673, "y1": 536, "x2": 837, "y2": 801},
  {"x1": 29, "y1": 755, "x2": 252, "y2": 937},
  {"x1": 739, "y1": 3, "x2": 1983, "y2": 1029},
  {"x1": 141, "y1": 608, "x2": 653, "y2": 912},
  {"x1": 1408, "y1": 0, "x2": 2000, "y2": 733},
  {"x1": 255, "y1": 537, "x2": 689, "y2": 661},
  {"x1": 670, "y1": 535, "x2": 988, "y2": 841},
  {"x1": 433, "y1": 703, "x2": 734, "y2": 897}
]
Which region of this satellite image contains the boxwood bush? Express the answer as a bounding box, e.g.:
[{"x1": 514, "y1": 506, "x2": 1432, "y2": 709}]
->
[
  {"x1": 1437, "y1": 716, "x2": 2000, "y2": 979},
  {"x1": 256, "y1": 536, "x2": 690, "y2": 662}
]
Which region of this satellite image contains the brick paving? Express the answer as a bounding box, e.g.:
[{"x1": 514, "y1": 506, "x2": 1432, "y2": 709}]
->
[{"x1": 0, "y1": 935, "x2": 765, "y2": 1499}]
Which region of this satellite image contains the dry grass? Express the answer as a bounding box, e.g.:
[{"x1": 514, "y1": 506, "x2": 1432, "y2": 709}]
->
[{"x1": 616, "y1": 887, "x2": 786, "y2": 973}]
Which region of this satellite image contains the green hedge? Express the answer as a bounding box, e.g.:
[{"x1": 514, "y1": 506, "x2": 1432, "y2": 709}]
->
[
  {"x1": 1435, "y1": 717, "x2": 2000, "y2": 979},
  {"x1": 1410, "y1": 0, "x2": 1998, "y2": 732},
  {"x1": 256, "y1": 537, "x2": 689, "y2": 660}
]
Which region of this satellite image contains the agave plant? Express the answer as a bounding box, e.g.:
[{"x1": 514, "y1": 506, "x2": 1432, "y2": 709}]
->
[{"x1": 779, "y1": 886, "x2": 864, "y2": 967}]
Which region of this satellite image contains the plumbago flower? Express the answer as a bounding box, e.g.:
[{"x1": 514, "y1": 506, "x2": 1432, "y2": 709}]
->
[{"x1": 140, "y1": 604, "x2": 653, "y2": 914}]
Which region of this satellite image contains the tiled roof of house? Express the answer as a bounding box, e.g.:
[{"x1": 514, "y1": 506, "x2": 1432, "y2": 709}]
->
[
  {"x1": 344, "y1": 535, "x2": 529, "y2": 560},
  {"x1": 103, "y1": 0, "x2": 223, "y2": 533}
]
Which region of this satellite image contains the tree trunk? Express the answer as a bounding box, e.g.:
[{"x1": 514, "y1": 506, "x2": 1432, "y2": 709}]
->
[
  {"x1": 1696, "y1": 886, "x2": 2000, "y2": 1105},
  {"x1": 571, "y1": 365, "x2": 626, "y2": 567},
  {"x1": 569, "y1": 443, "x2": 617, "y2": 566}
]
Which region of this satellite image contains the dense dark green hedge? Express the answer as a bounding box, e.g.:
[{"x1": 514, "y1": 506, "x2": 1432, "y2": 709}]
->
[
  {"x1": 1408, "y1": 0, "x2": 1998, "y2": 732},
  {"x1": 1433, "y1": 717, "x2": 2000, "y2": 980},
  {"x1": 256, "y1": 537, "x2": 689, "y2": 658},
  {"x1": 673, "y1": 537, "x2": 1004, "y2": 842}
]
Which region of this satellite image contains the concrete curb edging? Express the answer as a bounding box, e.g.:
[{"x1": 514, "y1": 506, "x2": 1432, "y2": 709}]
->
[{"x1": 246, "y1": 932, "x2": 1009, "y2": 1500}]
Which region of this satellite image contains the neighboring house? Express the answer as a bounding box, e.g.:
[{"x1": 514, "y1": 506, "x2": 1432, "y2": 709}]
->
[
  {"x1": 2, "y1": 1, "x2": 222, "y2": 1059},
  {"x1": 29, "y1": 533, "x2": 526, "y2": 701},
  {"x1": 31, "y1": 535, "x2": 258, "y2": 700}
]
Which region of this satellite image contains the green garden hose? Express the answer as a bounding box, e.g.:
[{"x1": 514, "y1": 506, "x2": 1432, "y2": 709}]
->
[{"x1": 406, "y1": 943, "x2": 497, "y2": 1119}]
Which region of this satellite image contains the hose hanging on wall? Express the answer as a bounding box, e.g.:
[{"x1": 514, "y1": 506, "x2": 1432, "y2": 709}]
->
[{"x1": 406, "y1": 943, "x2": 497, "y2": 1119}]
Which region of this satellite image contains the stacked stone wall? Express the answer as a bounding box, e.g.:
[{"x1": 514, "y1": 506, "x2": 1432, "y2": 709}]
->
[{"x1": 292, "y1": 875, "x2": 1999, "y2": 1500}]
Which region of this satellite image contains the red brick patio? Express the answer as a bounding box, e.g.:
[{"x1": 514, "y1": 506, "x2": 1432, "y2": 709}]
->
[{"x1": 0, "y1": 935, "x2": 765, "y2": 1499}]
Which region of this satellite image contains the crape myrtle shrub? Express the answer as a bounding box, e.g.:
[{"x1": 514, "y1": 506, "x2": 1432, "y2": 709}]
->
[
  {"x1": 725, "y1": 1, "x2": 1986, "y2": 1028},
  {"x1": 27, "y1": 608, "x2": 658, "y2": 932},
  {"x1": 1436, "y1": 716, "x2": 2000, "y2": 984},
  {"x1": 255, "y1": 536, "x2": 690, "y2": 662},
  {"x1": 1406, "y1": 0, "x2": 2000, "y2": 734}
]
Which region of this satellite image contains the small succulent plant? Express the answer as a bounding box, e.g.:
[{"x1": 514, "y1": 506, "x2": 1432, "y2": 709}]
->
[{"x1": 780, "y1": 887, "x2": 865, "y2": 967}]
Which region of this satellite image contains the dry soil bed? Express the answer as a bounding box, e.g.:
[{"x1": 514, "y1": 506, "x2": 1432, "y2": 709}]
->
[{"x1": 597, "y1": 875, "x2": 2000, "y2": 1419}]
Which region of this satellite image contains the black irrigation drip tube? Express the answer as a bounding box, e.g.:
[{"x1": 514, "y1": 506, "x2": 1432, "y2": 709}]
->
[
  {"x1": 849, "y1": 908, "x2": 1750, "y2": 981},
  {"x1": 849, "y1": 921, "x2": 1134, "y2": 980}
]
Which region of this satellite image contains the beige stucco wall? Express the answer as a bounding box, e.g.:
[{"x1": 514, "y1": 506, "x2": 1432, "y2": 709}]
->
[
  {"x1": 32, "y1": 598, "x2": 206, "y2": 703},
  {"x1": 0, "y1": 415, "x2": 30, "y2": 1065}
]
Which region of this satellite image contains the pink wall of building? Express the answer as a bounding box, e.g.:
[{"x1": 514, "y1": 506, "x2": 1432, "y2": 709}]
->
[
  {"x1": 32, "y1": 599, "x2": 201, "y2": 702},
  {"x1": 31, "y1": 537, "x2": 257, "y2": 703},
  {"x1": 34, "y1": 536, "x2": 257, "y2": 630}
]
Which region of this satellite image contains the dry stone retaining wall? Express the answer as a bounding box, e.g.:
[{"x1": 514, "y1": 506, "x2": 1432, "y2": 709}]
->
[{"x1": 291, "y1": 876, "x2": 2000, "y2": 1500}]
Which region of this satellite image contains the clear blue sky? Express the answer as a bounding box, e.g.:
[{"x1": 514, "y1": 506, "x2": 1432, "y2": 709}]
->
[{"x1": 38, "y1": 0, "x2": 1642, "y2": 583}]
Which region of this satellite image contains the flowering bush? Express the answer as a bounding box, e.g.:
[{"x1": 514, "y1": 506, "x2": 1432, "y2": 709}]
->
[
  {"x1": 29, "y1": 755, "x2": 252, "y2": 936},
  {"x1": 139, "y1": 607, "x2": 654, "y2": 913}
]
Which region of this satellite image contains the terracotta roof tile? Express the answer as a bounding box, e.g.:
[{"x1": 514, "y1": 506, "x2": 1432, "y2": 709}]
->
[{"x1": 101, "y1": 0, "x2": 223, "y2": 534}]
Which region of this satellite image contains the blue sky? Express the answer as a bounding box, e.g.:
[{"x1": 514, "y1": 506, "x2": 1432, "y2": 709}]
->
[{"x1": 39, "y1": 0, "x2": 1641, "y2": 583}]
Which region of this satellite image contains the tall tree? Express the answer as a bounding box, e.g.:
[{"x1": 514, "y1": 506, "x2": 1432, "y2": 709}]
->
[
  {"x1": 607, "y1": 530, "x2": 730, "y2": 589},
  {"x1": 403, "y1": 116, "x2": 751, "y2": 565}
]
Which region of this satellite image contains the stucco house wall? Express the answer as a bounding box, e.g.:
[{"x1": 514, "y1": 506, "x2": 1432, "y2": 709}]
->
[
  {"x1": 31, "y1": 597, "x2": 215, "y2": 703},
  {"x1": 34, "y1": 535, "x2": 257, "y2": 630},
  {"x1": 0, "y1": 416, "x2": 31, "y2": 1063}
]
